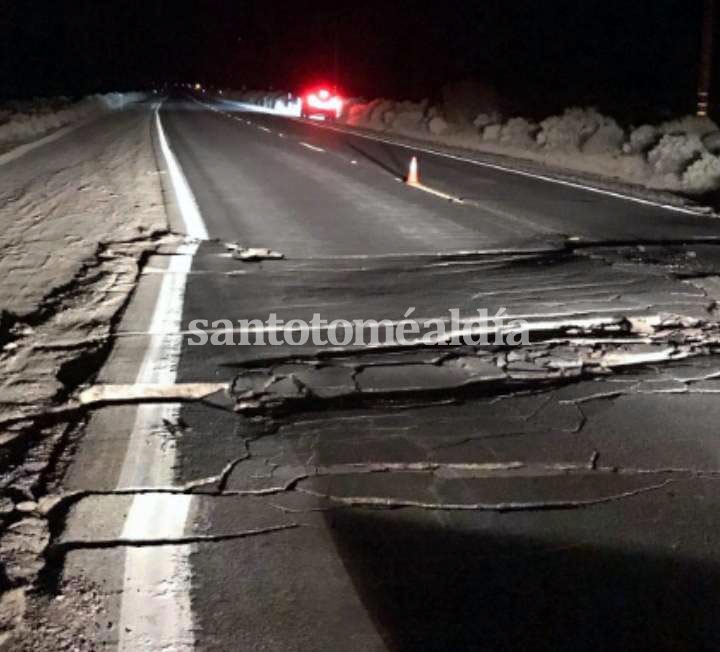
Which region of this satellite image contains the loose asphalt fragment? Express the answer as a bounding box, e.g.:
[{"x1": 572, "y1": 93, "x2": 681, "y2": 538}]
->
[
  {"x1": 225, "y1": 243, "x2": 285, "y2": 262},
  {"x1": 78, "y1": 382, "x2": 228, "y2": 406}
]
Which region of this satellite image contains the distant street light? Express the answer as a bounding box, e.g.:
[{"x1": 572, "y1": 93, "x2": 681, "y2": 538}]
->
[{"x1": 697, "y1": 0, "x2": 715, "y2": 116}]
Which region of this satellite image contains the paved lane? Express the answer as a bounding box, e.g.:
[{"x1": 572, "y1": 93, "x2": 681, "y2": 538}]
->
[
  {"x1": 161, "y1": 100, "x2": 541, "y2": 256},
  {"x1": 62, "y1": 97, "x2": 720, "y2": 651},
  {"x1": 209, "y1": 97, "x2": 720, "y2": 242},
  {"x1": 157, "y1": 98, "x2": 720, "y2": 650},
  {"x1": 173, "y1": 240, "x2": 720, "y2": 652}
]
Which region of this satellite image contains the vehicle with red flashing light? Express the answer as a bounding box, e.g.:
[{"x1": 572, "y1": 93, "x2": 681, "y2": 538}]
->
[{"x1": 300, "y1": 88, "x2": 343, "y2": 120}]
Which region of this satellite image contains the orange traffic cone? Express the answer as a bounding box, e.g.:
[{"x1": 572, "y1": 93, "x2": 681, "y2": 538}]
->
[{"x1": 406, "y1": 156, "x2": 420, "y2": 186}]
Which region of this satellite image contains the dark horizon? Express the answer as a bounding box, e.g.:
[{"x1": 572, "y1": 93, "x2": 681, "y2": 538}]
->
[{"x1": 0, "y1": 0, "x2": 716, "y2": 119}]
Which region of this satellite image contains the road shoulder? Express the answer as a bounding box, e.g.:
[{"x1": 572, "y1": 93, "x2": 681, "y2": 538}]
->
[{"x1": 0, "y1": 102, "x2": 176, "y2": 649}]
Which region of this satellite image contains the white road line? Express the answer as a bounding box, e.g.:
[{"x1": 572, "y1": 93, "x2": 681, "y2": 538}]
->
[
  {"x1": 407, "y1": 181, "x2": 464, "y2": 203},
  {"x1": 258, "y1": 126, "x2": 272, "y2": 133},
  {"x1": 299, "y1": 142, "x2": 325, "y2": 153},
  {"x1": 116, "y1": 103, "x2": 207, "y2": 652},
  {"x1": 156, "y1": 109, "x2": 208, "y2": 239}
]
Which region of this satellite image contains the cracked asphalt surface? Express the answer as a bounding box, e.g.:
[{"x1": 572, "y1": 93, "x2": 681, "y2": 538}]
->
[{"x1": 55, "y1": 98, "x2": 720, "y2": 650}]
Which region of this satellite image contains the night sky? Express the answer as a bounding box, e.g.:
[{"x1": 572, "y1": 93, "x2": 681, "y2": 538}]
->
[{"x1": 0, "y1": 1, "x2": 714, "y2": 119}]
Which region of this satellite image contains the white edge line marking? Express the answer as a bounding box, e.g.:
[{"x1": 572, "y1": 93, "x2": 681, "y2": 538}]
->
[
  {"x1": 258, "y1": 126, "x2": 272, "y2": 133},
  {"x1": 117, "y1": 102, "x2": 207, "y2": 652},
  {"x1": 156, "y1": 108, "x2": 208, "y2": 239},
  {"x1": 299, "y1": 142, "x2": 326, "y2": 153}
]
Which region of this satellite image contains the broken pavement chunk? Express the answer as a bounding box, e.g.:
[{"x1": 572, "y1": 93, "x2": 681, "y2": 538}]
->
[
  {"x1": 79, "y1": 382, "x2": 228, "y2": 405},
  {"x1": 225, "y1": 243, "x2": 285, "y2": 262},
  {"x1": 273, "y1": 364, "x2": 357, "y2": 398},
  {"x1": 442, "y1": 355, "x2": 507, "y2": 380},
  {"x1": 601, "y1": 345, "x2": 682, "y2": 369},
  {"x1": 264, "y1": 375, "x2": 309, "y2": 400},
  {"x1": 232, "y1": 369, "x2": 274, "y2": 397}
]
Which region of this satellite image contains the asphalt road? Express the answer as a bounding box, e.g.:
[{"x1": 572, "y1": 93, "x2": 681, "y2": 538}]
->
[
  {"x1": 162, "y1": 98, "x2": 720, "y2": 250},
  {"x1": 65, "y1": 97, "x2": 720, "y2": 651}
]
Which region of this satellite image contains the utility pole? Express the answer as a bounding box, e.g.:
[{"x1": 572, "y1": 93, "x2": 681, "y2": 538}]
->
[{"x1": 698, "y1": 0, "x2": 715, "y2": 116}]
